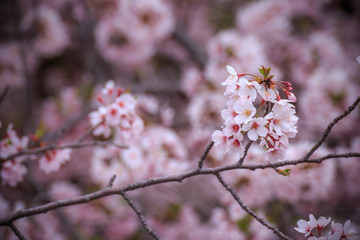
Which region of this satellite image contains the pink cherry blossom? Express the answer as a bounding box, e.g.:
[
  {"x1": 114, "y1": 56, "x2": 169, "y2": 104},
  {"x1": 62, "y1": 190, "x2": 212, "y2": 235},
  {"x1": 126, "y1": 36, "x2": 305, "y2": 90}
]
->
[
  {"x1": 39, "y1": 148, "x2": 72, "y2": 174},
  {"x1": 242, "y1": 117, "x2": 268, "y2": 141},
  {"x1": 257, "y1": 85, "x2": 279, "y2": 101},
  {"x1": 89, "y1": 81, "x2": 144, "y2": 141},
  {"x1": 0, "y1": 124, "x2": 29, "y2": 187},
  {"x1": 295, "y1": 214, "x2": 318, "y2": 237},
  {"x1": 233, "y1": 97, "x2": 257, "y2": 124},
  {"x1": 212, "y1": 130, "x2": 227, "y2": 150},
  {"x1": 1, "y1": 159, "x2": 27, "y2": 187}
]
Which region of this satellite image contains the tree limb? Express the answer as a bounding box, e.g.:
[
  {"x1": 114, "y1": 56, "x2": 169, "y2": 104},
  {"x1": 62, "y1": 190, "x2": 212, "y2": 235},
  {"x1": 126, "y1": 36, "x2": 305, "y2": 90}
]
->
[
  {"x1": 215, "y1": 173, "x2": 293, "y2": 240},
  {"x1": 119, "y1": 190, "x2": 160, "y2": 240},
  {"x1": 303, "y1": 96, "x2": 360, "y2": 160},
  {"x1": 7, "y1": 223, "x2": 27, "y2": 240},
  {"x1": 0, "y1": 151, "x2": 358, "y2": 226}
]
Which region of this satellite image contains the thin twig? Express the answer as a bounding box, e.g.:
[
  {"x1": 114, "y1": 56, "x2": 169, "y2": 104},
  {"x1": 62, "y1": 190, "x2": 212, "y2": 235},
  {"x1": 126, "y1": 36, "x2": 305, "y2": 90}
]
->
[
  {"x1": 51, "y1": 105, "x2": 93, "y2": 143},
  {"x1": 303, "y1": 97, "x2": 360, "y2": 160},
  {"x1": 0, "y1": 141, "x2": 128, "y2": 163},
  {"x1": 119, "y1": 190, "x2": 160, "y2": 240},
  {"x1": 8, "y1": 223, "x2": 27, "y2": 240},
  {"x1": 215, "y1": 173, "x2": 293, "y2": 240},
  {"x1": 26, "y1": 174, "x2": 85, "y2": 240},
  {"x1": 172, "y1": 25, "x2": 207, "y2": 68},
  {"x1": 0, "y1": 151, "x2": 358, "y2": 226},
  {"x1": 0, "y1": 85, "x2": 10, "y2": 107},
  {"x1": 197, "y1": 141, "x2": 214, "y2": 169},
  {"x1": 237, "y1": 141, "x2": 253, "y2": 165},
  {"x1": 107, "y1": 175, "x2": 117, "y2": 188}
]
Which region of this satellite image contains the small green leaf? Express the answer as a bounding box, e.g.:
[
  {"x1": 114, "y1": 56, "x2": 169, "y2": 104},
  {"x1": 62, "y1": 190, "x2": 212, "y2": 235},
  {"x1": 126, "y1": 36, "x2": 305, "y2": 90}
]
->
[
  {"x1": 35, "y1": 121, "x2": 47, "y2": 139},
  {"x1": 236, "y1": 214, "x2": 252, "y2": 235},
  {"x1": 258, "y1": 68, "x2": 265, "y2": 75},
  {"x1": 277, "y1": 168, "x2": 292, "y2": 176},
  {"x1": 163, "y1": 202, "x2": 182, "y2": 221}
]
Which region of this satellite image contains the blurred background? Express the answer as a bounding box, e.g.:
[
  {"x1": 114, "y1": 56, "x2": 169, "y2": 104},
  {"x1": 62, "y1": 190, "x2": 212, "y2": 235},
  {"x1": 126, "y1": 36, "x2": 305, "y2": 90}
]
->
[{"x1": 0, "y1": 0, "x2": 360, "y2": 239}]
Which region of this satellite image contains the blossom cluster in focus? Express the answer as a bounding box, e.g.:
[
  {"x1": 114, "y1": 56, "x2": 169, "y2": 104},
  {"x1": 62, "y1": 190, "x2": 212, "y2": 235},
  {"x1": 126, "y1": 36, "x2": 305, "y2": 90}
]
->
[
  {"x1": 295, "y1": 214, "x2": 358, "y2": 240},
  {"x1": 212, "y1": 65, "x2": 298, "y2": 162}
]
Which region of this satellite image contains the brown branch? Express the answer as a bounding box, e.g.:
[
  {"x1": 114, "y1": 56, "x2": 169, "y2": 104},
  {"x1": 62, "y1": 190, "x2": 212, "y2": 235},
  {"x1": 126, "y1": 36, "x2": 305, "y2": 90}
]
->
[
  {"x1": 119, "y1": 190, "x2": 160, "y2": 240},
  {"x1": 0, "y1": 85, "x2": 10, "y2": 107},
  {"x1": 0, "y1": 141, "x2": 128, "y2": 164},
  {"x1": 107, "y1": 174, "x2": 117, "y2": 188},
  {"x1": 172, "y1": 25, "x2": 207, "y2": 68},
  {"x1": 7, "y1": 223, "x2": 27, "y2": 240},
  {"x1": 51, "y1": 105, "x2": 93, "y2": 143},
  {"x1": 197, "y1": 140, "x2": 214, "y2": 169},
  {"x1": 0, "y1": 99, "x2": 359, "y2": 230},
  {"x1": 238, "y1": 141, "x2": 253, "y2": 165},
  {"x1": 215, "y1": 173, "x2": 293, "y2": 240},
  {"x1": 303, "y1": 97, "x2": 360, "y2": 160},
  {"x1": 26, "y1": 174, "x2": 85, "y2": 240},
  {"x1": 0, "y1": 151, "x2": 358, "y2": 226}
]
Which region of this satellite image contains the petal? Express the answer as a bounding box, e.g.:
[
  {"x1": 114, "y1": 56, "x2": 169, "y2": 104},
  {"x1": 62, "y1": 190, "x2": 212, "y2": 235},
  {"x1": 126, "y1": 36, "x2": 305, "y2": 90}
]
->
[
  {"x1": 247, "y1": 129, "x2": 258, "y2": 141},
  {"x1": 257, "y1": 126, "x2": 268, "y2": 137},
  {"x1": 226, "y1": 65, "x2": 237, "y2": 75}
]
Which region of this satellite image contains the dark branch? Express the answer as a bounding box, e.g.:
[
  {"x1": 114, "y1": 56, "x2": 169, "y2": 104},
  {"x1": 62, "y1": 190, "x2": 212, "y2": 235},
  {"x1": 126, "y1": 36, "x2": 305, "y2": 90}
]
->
[
  {"x1": 197, "y1": 141, "x2": 214, "y2": 169},
  {"x1": 303, "y1": 97, "x2": 360, "y2": 159},
  {"x1": 0, "y1": 85, "x2": 10, "y2": 107},
  {"x1": 238, "y1": 141, "x2": 253, "y2": 165},
  {"x1": 0, "y1": 151, "x2": 358, "y2": 226},
  {"x1": 107, "y1": 175, "x2": 117, "y2": 188},
  {"x1": 119, "y1": 190, "x2": 160, "y2": 240},
  {"x1": 0, "y1": 141, "x2": 128, "y2": 164},
  {"x1": 172, "y1": 25, "x2": 207, "y2": 68},
  {"x1": 215, "y1": 173, "x2": 293, "y2": 240},
  {"x1": 8, "y1": 223, "x2": 27, "y2": 240}
]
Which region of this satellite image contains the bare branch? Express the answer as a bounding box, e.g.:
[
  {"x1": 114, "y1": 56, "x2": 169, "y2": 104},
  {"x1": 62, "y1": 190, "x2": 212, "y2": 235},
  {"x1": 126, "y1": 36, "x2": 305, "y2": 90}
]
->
[
  {"x1": 77, "y1": 120, "x2": 102, "y2": 143},
  {"x1": 303, "y1": 97, "x2": 360, "y2": 160},
  {"x1": 172, "y1": 25, "x2": 207, "y2": 68},
  {"x1": 0, "y1": 85, "x2": 10, "y2": 107},
  {"x1": 0, "y1": 151, "x2": 358, "y2": 226},
  {"x1": 51, "y1": 105, "x2": 93, "y2": 142},
  {"x1": 26, "y1": 174, "x2": 85, "y2": 240},
  {"x1": 7, "y1": 223, "x2": 27, "y2": 240},
  {"x1": 107, "y1": 175, "x2": 117, "y2": 188},
  {"x1": 215, "y1": 173, "x2": 293, "y2": 240},
  {"x1": 237, "y1": 141, "x2": 253, "y2": 165},
  {"x1": 119, "y1": 190, "x2": 160, "y2": 240},
  {"x1": 197, "y1": 141, "x2": 214, "y2": 169},
  {"x1": 204, "y1": 152, "x2": 360, "y2": 173},
  {"x1": 0, "y1": 141, "x2": 128, "y2": 164}
]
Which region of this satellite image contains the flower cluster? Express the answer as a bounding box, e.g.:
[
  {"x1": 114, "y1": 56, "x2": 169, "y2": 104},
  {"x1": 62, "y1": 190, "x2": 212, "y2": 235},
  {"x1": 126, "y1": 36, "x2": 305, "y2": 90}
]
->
[
  {"x1": 89, "y1": 80, "x2": 144, "y2": 141},
  {"x1": 0, "y1": 124, "x2": 29, "y2": 187},
  {"x1": 212, "y1": 65, "x2": 298, "y2": 162},
  {"x1": 295, "y1": 214, "x2": 358, "y2": 240}
]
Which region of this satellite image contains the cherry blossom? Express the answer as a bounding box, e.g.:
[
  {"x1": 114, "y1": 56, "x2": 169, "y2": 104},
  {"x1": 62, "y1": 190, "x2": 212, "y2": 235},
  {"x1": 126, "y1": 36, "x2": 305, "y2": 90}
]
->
[
  {"x1": 0, "y1": 124, "x2": 29, "y2": 186},
  {"x1": 233, "y1": 97, "x2": 257, "y2": 124},
  {"x1": 21, "y1": 5, "x2": 69, "y2": 58},
  {"x1": 295, "y1": 215, "x2": 357, "y2": 240},
  {"x1": 39, "y1": 148, "x2": 72, "y2": 174},
  {"x1": 242, "y1": 117, "x2": 268, "y2": 141},
  {"x1": 331, "y1": 220, "x2": 358, "y2": 240},
  {"x1": 89, "y1": 80, "x2": 144, "y2": 141},
  {"x1": 1, "y1": 159, "x2": 27, "y2": 187},
  {"x1": 212, "y1": 65, "x2": 298, "y2": 162},
  {"x1": 295, "y1": 214, "x2": 319, "y2": 237}
]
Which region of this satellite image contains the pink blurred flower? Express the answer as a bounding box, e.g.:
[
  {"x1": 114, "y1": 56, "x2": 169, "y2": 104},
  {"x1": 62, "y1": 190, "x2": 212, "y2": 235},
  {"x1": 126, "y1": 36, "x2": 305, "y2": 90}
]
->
[
  {"x1": 39, "y1": 148, "x2": 72, "y2": 174},
  {"x1": 0, "y1": 124, "x2": 29, "y2": 187},
  {"x1": 21, "y1": 5, "x2": 70, "y2": 58}
]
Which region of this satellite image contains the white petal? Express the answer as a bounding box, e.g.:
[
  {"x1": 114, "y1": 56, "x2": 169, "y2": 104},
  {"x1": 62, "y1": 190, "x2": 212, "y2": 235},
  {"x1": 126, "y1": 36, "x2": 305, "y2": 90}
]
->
[
  {"x1": 247, "y1": 129, "x2": 258, "y2": 141},
  {"x1": 226, "y1": 65, "x2": 237, "y2": 75}
]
